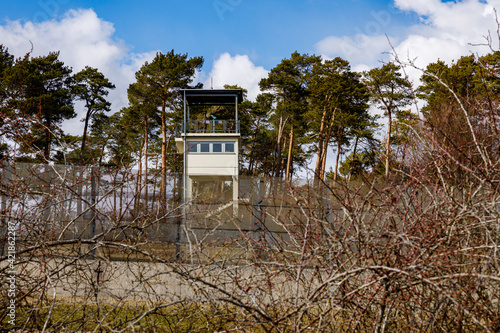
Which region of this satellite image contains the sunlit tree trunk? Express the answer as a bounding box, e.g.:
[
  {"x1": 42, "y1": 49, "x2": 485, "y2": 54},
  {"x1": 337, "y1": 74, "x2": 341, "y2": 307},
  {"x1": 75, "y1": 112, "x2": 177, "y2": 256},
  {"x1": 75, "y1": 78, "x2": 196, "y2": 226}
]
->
[
  {"x1": 334, "y1": 138, "x2": 342, "y2": 181},
  {"x1": 385, "y1": 111, "x2": 392, "y2": 177},
  {"x1": 160, "y1": 99, "x2": 167, "y2": 211},
  {"x1": 275, "y1": 116, "x2": 286, "y2": 178},
  {"x1": 314, "y1": 104, "x2": 328, "y2": 184},
  {"x1": 135, "y1": 140, "x2": 143, "y2": 213},
  {"x1": 144, "y1": 117, "x2": 148, "y2": 208},
  {"x1": 286, "y1": 125, "x2": 294, "y2": 181}
]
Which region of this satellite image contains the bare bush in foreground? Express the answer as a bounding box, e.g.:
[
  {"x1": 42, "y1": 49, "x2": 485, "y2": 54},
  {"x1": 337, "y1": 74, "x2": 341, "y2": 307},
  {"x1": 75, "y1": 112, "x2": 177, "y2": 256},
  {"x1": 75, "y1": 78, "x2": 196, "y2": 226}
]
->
[{"x1": 0, "y1": 156, "x2": 498, "y2": 332}]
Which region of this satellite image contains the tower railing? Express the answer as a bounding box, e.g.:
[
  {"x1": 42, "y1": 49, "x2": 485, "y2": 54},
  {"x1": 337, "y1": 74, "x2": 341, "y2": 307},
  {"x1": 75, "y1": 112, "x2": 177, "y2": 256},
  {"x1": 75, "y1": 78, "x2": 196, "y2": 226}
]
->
[{"x1": 176, "y1": 120, "x2": 240, "y2": 136}]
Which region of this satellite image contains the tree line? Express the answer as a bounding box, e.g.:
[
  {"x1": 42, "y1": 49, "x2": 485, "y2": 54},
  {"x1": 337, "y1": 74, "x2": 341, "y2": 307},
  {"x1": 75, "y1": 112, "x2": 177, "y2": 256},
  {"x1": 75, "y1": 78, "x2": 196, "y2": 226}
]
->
[{"x1": 1, "y1": 45, "x2": 499, "y2": 185}]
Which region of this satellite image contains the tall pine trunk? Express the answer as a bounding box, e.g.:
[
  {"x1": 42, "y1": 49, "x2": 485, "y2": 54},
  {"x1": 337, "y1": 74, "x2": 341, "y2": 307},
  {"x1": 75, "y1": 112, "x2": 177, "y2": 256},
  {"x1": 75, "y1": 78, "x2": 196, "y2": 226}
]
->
[
  {"x1": 81, "y1": 111, "x2": 91, "y2": 164},
  {"x1": 348, "y1": 136, "x2": 359, "y2": 182},
  {"x1": 43, "y1": 111, "x2": 52, "y2": 162},
  {"x1": 275, "y1": 116, "x2": 285, "y2": 178},
  {"x1": 160, "y1": 100, "x2": 167, "y2": 212},
  {"x1": 286, "y1": 125, "x2": 294, "y2": 181},
  {"x1": 385, "y1": 111, "x2": 392, "y2": 177},
  {"x1": 44, "y1": 126, "x2": 51, "y2": 162},
  {"x1": 144, "y1": 117, "x2": 148, "y2": 209},
  {"x1": 135, "y1": 143, "x2": 143, "y2": 214},
  {"x1": 314, "y1": 104, "x2": 328, "y2": 184},
  {"x1": 334, "y1": 138, "x2": 342, "y2": 181},
  {"x1": 314, "y1": 137, "x2": 325, "y2": 183},
  {"x1": 319, "y1": 110, "x2": 336, "y2": 181}
]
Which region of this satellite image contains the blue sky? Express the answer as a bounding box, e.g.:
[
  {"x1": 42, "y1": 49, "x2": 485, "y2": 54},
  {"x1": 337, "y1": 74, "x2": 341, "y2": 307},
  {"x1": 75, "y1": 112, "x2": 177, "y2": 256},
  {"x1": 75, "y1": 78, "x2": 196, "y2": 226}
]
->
[
  {"x1": 0, "y1": 0, "x2": 420, "y2": 69},
  {"x1": 0, "y1": 0, "x2": 498, "y2": 135}
]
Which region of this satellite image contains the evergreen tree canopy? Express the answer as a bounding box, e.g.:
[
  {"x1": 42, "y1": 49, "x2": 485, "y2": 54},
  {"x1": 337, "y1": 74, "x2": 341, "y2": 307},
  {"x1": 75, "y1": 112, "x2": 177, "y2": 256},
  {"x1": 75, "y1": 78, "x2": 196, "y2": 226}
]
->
[
  {"x1": 363, "y1": 62, "x2": 412, "y2": 176},
  {"x1": 73, "y1": 66, "x2": 115, "y2": 164},
  {"x1": 260, "y1": 51, "x2": 321, "y2": 179},
  {"x1": 2, "y1": 52, "x2": 75, "y2": 161},
  {"x1": 308, "y1": 57, "x2": 372, "y2": 180}
]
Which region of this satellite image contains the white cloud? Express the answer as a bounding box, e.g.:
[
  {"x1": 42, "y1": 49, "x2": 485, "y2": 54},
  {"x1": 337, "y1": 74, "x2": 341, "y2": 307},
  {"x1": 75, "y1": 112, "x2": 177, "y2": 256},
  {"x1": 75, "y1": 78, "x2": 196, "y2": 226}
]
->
[
  {"x1": 394, "y1": 0, "x2": 446, "y2": 16},
  {"x1": 0, "y1": 9, "x2": 154, "y2": 135},
  {"x1": 392, "y1": 0, "x2": 500, "y2": 87},
  {"x1": 206, "y1": 53, "x2": 268, "y2": 101},
  {"x1": 0, "y1": 9, "x2": 126, "y2": 74},
  {"x1": 316, "y1": 34, "x2": 393, "y2": 67},
  {"x1": 315, "y1": 0, "x2": 500, "y2": 85}
]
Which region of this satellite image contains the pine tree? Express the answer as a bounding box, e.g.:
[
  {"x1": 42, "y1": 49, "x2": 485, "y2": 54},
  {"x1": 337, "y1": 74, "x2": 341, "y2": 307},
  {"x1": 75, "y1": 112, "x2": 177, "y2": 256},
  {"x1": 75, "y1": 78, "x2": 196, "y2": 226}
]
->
[
  {"x1": 130, "y1": 50, "x2": 203, "y2": 209},
  {"x1": 3, "y1": 52, "x2": 75, "y2": 162},
  {"x1": 260, "y1": 52, "x2": 321, "y2": 179},
  {"x1": 0, "y1": 45, "x2": 14, "y2": 160},
  {"x1": 308, "y1": 57, "x2": 372, "y2": 181},
  {"x1": 363, "y1": 63, "x2": 412, "y2": 177},
  {"x1": 73, "y1": 66, "x2": 115, "y2": 164}
]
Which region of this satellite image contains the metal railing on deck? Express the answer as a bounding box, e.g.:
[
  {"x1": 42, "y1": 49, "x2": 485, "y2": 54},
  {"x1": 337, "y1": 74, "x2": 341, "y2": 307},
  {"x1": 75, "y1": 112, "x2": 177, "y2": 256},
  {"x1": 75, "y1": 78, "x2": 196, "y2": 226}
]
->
[{"x1": 176, "y1": 120, "x2": 240, "y2": 136}]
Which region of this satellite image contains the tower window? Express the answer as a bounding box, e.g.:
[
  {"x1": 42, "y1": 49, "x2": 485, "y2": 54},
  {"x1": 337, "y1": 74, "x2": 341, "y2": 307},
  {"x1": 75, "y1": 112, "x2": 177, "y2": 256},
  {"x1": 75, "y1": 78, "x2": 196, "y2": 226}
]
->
[
  {"x1": 187, "y1": 142, "x2": 197, "y2": 152},
  {"x1": 187, "y1": 142, "x2": 236, "y2": 154},
  {"x1": 200, "y1": 143, "x2": 210, "y2": 153},
  {"x1": 213, "y1": 143, "x2": 222, "y2": 152},
  {"x1": 225, "y1": 143, "x2": 234, "y2": 153}
]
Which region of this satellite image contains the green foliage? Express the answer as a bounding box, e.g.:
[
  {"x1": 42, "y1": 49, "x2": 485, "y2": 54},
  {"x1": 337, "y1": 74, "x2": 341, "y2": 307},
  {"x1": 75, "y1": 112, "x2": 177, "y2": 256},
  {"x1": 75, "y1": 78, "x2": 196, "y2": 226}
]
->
[
  {"x1": 132, "y1": 50, "x2": 204, "y2": 113},
  {"x1": 73, "y1": 66, "x2": 115, "y2": 113},
  {"x1": 389, "y1": 109, "x2": 419, "y2": 165},
  {"x1": 104, "y1": 111, "x2": 137, "y2": 168},
  {"x1": 2, "y1": 51, "x2": 75, "y2": 161},
  {"x1": 0, "y1": 44, "x2": 14, "y2": 108},
  {"x1": 73, "y1": 66, "x2": 115, "y2": 163},
  {"x1": 308, "y1": 57, "x2": 373, "y2": 180},
  {"x1": 131, "y1": 50, "x2": 203, "y2": 180},
  {"x1": 5, "y1": 45, "x2": 500, "y2": 185},
  {"x1": 418, "y1": 52, "x2": 500, "y2": 183},
  {"x1": 0, "y1": 45, "x2": 13, "y2": 73},
  {"x1": 220, "y1": 86, "x2": 276, "y2": 176},
  {"x1": 260, "y1": 51, "x2": 322, "y2": 178},
  {"x1": 363, "y1": 62, "x2": 413, "y2": 116},
  {"x1": 0, "y1": 45, "x2": 14, "y2": 160},
  {"x1": 339, "y1": 149, "x2": 382, "y2": 178},
  {"x1": 52, "y1": 134, "x2": 85, "y2": 164},
  {"x1": 363, "y1": 62, "x2": 412, "y2": 176}
]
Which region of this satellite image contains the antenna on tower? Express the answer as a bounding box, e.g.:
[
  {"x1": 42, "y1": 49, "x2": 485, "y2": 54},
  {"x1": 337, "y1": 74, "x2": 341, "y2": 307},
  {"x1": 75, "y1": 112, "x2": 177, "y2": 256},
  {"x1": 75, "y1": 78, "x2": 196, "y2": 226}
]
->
[{"x1": 211, "y1": 77, "x2": 213, "y2": 89}]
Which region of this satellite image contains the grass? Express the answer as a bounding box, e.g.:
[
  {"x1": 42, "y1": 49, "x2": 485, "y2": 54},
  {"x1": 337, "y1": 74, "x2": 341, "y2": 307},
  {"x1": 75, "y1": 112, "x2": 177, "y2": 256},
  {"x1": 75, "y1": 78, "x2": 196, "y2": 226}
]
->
[
  {"x1": 1, "y1": 296, "x2": 491, "y2": 332},
  {"x1": 0, "y1": 298, "x2": 274, "y2": 332}
]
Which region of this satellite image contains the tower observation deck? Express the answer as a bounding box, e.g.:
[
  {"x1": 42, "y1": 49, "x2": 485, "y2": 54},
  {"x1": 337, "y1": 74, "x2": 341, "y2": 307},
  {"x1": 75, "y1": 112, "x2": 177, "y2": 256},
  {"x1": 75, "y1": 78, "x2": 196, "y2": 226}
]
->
[{"x1": 175, "y1": 89, "x2": 243, "y2": 216}]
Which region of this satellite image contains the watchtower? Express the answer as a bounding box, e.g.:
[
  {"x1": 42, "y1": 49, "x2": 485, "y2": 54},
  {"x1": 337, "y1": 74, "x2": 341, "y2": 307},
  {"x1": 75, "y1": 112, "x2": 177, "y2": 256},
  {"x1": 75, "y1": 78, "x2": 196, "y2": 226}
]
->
[{"x1": 175, "y1": 89, "x2": 243, "y2": 216}]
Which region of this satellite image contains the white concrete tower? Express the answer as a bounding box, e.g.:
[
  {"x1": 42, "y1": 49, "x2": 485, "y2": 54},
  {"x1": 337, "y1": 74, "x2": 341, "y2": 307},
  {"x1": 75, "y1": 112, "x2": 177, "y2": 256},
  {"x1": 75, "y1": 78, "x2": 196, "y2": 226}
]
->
[{"x1": 175, "y1": 89, "x2": 243, "y2": 216}]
